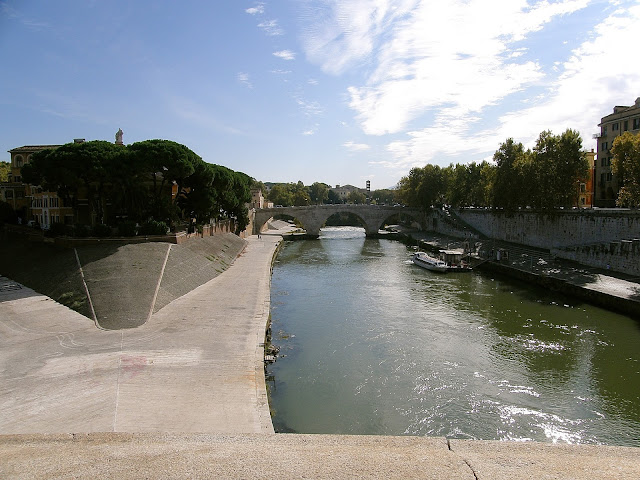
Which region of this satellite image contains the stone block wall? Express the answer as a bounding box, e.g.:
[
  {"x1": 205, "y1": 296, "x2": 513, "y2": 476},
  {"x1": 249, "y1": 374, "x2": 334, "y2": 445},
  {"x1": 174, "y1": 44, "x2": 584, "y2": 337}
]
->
[
  {"x1": 454, "y1": 209, "x2": 640, "y2": 276},
  {"x1": 553, "y1": 239, "x2": 640, "y2": 277},
  {"x1": 456, "y1": 209, "x2": 640, "y2": 248}
]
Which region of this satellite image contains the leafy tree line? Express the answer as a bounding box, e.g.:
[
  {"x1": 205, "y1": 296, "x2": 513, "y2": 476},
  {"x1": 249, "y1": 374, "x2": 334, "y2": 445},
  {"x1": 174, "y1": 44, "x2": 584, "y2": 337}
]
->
[
  {"x1": 256, "y1": 180, "x2": 397, "y2": 207},
  {"x1": 396, "y1": 129, "x2": 591, "y2": 211},
  {"x1": 21, "y1": 139, "x2": 252, "y2": 234}
]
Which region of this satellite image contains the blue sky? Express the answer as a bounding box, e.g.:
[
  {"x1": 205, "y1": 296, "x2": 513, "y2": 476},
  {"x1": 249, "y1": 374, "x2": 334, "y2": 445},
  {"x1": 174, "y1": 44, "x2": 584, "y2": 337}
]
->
[{"x1": 1, "y1": 1, "x2": 639, "y2": 190}]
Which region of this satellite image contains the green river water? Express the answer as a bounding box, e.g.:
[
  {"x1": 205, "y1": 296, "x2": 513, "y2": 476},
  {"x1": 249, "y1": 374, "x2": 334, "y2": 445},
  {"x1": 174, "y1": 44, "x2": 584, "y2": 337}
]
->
[{"x1": 267, "y1": 227, "x2": 640, "y2": 446}]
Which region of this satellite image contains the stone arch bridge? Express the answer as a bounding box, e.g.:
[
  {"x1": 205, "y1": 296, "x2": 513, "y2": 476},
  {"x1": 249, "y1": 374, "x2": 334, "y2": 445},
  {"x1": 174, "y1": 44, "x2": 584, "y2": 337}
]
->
[{"x1": 254, "y1": 204, "x2": 424, "y2": 237}]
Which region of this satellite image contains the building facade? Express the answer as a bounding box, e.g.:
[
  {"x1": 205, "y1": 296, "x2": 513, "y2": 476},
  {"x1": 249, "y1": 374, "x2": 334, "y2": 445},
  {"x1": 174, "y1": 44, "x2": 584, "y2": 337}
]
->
[
  {"x1": 2, "y1": 144, "x2": 76, "y2": 227},
  {"x1": 577, "y1": 150, "x2": 595, "y2": 208},
  {"x1": 594, "y1": 97, "x2": 640, "y2": 207}
]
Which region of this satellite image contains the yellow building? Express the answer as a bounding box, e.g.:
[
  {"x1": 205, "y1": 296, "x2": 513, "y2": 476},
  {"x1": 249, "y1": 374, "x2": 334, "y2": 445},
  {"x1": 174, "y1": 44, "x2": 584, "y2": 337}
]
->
[{"x1": 5, "y1": 144, "x2": 74, "y2": 228}]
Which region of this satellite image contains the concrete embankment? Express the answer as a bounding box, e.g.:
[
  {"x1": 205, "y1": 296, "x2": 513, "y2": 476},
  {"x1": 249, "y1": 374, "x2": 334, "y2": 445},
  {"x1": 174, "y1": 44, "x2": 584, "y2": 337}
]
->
[{"x1": 0, "y1": 233, "x2": 280, "y2": 434}]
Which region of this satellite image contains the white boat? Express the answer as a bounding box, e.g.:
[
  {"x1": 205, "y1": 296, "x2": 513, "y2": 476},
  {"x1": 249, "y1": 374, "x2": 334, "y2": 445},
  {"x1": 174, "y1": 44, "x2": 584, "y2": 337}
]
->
[{"x1": 412, "y1": 252, "x2": 449, "y2": 272}]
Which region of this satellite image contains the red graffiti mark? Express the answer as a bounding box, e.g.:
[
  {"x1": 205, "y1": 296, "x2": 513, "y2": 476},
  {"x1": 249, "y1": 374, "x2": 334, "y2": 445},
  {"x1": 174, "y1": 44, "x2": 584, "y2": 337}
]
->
[{"x1": 120, "y1": 355, "x2": 148, "y2": 379}]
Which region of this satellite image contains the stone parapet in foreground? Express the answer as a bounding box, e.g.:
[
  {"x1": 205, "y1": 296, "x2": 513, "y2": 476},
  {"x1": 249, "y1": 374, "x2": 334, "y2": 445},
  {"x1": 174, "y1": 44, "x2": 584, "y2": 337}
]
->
[{"x1": 1, "y1": 433, "x2": 638, "y2": 480}]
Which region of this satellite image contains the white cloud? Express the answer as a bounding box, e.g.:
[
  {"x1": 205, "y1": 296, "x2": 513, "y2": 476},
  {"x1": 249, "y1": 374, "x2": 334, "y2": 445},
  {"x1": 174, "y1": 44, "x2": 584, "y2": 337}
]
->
[
  {"x1": 258, "y1": 19, "x2": 284, "y2": 36},
  {"x1": 273, "y1": 50, "x2": 296, "y2": 60},
  {"x1": 298, "y1": 0, "x2": 640, "y2": 172},
  {"x1": 343, "y1": 141, "x2": 371, "y2": 152},
  {"x1": 302, "y1": 129, "x2": 316, "y2": 136},
  {"x1": 295, "y1": 95, "x2": 323, "y2": 117},
  {"x1": 245, "y1": 3, "x2": 265, "y2": 15},
  {"x1": 384, "y1": 3, "x2": 640, "y2": 168},
  {"x1": 237, "y1": 72, "x2": 253, "y2": 89}
]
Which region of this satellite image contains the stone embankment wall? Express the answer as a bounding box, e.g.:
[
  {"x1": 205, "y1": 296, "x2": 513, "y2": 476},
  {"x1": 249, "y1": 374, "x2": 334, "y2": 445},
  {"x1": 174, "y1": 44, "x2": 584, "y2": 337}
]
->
[
  {"x1": 456, "y1": 209, "x2": 640, "y2": 248},
  {"x1": 453, "y1": 209, "x2": 640, "y2": 276},
  {"x1": 423, "y1": 210, "x2": 480, "y2": 240},
  {"x1": 552, "y1": 239, "x2": 640, "y2": 277}
]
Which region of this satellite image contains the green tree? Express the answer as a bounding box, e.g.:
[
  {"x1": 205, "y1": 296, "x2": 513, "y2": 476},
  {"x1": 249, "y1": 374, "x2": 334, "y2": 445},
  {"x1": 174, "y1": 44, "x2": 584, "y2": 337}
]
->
[
  {"x1": 268, "y1": 184, "x2": 294, "y2": 206},
  {"x1": 370, "y1": 189, "x2": 396, "y2": 205},
  {"x1": 22, "y1": 141, "x2": 124, "y2": 224},
  {"x1": 611, "y1": 132, "x2": 640, "y2": 207},
  {"x1": 492, "y1": 138, "x2": 528, "y2": 209},
  {"x1": 292, "y1": 181, "x2": 311, "y2": 206},
  {"x1": 396, "y1": 164, "x2": 447, "y2": 210},
  {"x1": 327, "y1": 189, "x2": 342, "y2": 204},
  {"x1": 531, "y1": 129, "x2": 587, "y2": 209},
  {"x1": 309, "y1": 182, "x2": 329, "y2": 204},
  {"x1": 128, "y1": 139, "x2": 201, "y2": 221},
  {"x1": 347, "y1": 190, "x2": 367, "y2": 204},
  {"x1": 0, "y1": 161, "x2": 10, "y2": 182}
]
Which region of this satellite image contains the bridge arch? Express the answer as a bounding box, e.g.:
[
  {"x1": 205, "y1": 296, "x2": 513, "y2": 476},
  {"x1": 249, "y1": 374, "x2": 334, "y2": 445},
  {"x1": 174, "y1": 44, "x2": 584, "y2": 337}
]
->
[{"x1": 254, "y1": 205, "x2": 424, "y2": 237}]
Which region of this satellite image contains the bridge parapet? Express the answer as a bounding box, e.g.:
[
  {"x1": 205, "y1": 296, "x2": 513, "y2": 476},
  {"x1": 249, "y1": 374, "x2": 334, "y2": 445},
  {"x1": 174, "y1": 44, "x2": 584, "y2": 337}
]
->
[{"x1": 255, "y1": 204, "x2": 423, "y2": 237}]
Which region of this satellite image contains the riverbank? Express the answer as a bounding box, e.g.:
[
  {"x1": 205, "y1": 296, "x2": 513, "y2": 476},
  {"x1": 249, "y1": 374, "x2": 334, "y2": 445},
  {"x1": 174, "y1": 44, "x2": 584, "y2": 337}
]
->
[{"x1": 396, "y1": 227, "x2": 640, "y2": 319}]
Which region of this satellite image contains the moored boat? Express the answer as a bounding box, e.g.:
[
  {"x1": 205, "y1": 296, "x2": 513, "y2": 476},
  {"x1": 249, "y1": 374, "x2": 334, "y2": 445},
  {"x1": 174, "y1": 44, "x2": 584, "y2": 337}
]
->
[
  {"x1": 438, "y1": 249, "x2": 472, "y2": 272},
  {"x1": 412, "y1": 252, "x2": 449, "y2": 272}
]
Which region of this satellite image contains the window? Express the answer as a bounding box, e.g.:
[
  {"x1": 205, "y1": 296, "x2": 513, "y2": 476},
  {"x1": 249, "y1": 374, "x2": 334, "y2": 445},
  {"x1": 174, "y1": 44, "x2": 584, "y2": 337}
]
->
[
  {"x1": 612, "y1": 122, "x2": 619, "y2": 131},
  {"x1": 580, "y1": 183, "x2": 586, "y2": 193},
  {"x1": 601, "y1": 141, "x2": 608, "y2": 150},
  {"x1": 6, "y1": 191, "x2": 13, "y2": 199},
  {"x1": 634, "y1": 118, "x2": 640, "y2": 130},
  {"x1": 624, "y1": 120, "x2": 628, "y2": 131},
  {"x1": 14, "y1": 176, "x2": 21, "y2": 183},
  {"x1": 606, "y1": 172, "x2": 613, "y2": 181},
  {"x1": 14, "y1": 155, "x2": 23, "y2": 168}
]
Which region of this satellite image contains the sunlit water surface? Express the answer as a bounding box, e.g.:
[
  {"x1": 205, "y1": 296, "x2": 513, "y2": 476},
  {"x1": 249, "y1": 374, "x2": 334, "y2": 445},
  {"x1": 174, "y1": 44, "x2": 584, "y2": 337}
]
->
[{"x1": 268, "y1": 227, "x2": 640, "y2": 446}]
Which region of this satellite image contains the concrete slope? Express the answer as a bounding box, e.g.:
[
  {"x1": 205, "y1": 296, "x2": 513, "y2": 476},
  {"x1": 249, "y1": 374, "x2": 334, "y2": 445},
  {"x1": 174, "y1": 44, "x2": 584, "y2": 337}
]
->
[
  {"x1": 154, "y1": 234, "x2": 247, "y2": 313},
  {"x1": 0, "y1": 235, "x2": 277, "y2": 435},
  {"x1": 75, "y1": 234, "x2": 247, "y2": 329}
]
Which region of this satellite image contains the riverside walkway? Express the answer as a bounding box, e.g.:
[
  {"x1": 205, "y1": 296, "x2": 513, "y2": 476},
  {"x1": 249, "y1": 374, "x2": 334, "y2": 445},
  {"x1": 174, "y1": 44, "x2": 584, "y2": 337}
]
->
[{"x1": 1, "y1": 227, "x2": 639, "y2": 479}]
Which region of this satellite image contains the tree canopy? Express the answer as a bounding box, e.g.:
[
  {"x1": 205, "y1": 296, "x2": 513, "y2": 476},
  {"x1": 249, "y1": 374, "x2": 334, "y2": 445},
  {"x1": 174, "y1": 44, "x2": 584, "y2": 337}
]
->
[
  {"x1": 21, "y1": 139, "x2": 252, "y2": 232},
  {"x1": 395, "y1": 129, "x2": 589, "y2": 211},
  {"x1": 612, "y1": 131, "x2": 640, "y2": 207}
]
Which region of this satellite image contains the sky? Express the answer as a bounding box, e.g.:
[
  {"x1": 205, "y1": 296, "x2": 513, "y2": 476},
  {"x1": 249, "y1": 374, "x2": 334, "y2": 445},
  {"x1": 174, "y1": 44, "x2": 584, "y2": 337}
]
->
[{"x1": 1, "y1": 1, "x2": 639, "y2": 190}]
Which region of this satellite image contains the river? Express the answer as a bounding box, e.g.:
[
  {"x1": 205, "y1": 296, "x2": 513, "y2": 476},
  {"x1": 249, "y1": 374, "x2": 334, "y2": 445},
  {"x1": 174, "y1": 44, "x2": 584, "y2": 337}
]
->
[{"x1": 267, "y1": 227, "x2": 640, "y2": 446}]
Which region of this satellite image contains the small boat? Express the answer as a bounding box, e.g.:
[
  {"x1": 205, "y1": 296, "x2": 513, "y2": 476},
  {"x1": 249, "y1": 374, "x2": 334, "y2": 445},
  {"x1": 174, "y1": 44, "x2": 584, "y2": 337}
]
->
[
  {"x1": 412, "y1": 252, "x2": 448, "y2": 272},
  {"x1": 439, "y1": 250, "x2": 473, "y2": 272}
]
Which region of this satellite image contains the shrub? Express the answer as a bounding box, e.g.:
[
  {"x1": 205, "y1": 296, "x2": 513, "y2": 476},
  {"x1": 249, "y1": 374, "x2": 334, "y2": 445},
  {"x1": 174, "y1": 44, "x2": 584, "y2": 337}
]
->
[
  {"x1": 74, "y1": 224, "x2": 89, "y2": 238},
  {"x1": 139, "y1": 220, "x2": 168, "y2": 236},
  {"x1": 48, "y1": 222, "x2": 67, "y2": 237},
  {"x1": 117, "y1": 221, "x2": 137, "y2": 237},
  {"x1": 92, "y1": 224, "x2": 112, "y2": 238}
]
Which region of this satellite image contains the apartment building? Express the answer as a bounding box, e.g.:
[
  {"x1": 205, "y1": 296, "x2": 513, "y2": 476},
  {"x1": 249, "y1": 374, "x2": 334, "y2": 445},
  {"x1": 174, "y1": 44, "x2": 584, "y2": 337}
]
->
[
  {"x1": 594, "y1": 97, "x2": 640, "y2": 207},
  {"x1": 2, "y1": 144, "x2": 75, "y2": 227}
]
